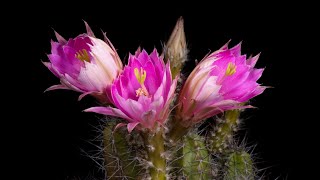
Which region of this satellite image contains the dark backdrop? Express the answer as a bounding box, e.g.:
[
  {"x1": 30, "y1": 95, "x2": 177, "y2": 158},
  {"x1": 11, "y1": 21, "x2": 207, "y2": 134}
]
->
[{"x1": 9, "y1": 2, "x2": 313, "y2": 179}]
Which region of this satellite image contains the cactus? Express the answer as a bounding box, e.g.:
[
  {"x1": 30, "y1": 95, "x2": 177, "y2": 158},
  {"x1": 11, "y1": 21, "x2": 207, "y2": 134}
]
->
[
  {"x1": 182, "y1": 133, "x2": 211, "y2": 179},
  {"x1": 44, "y1": 17, "x2": 268, "y2": 179},
  {"x1": 208, "y1": 110, "x2": 241, "y2": 153},
  {"x1": 103, "y1": 121, "x2": 140, "y2": 179},
  {"x1": 141, "y1": 127, "x2": 166, "y2": 180},
  {"x1": 224, "y1": 151, "x2": 254, "y2": 180}
]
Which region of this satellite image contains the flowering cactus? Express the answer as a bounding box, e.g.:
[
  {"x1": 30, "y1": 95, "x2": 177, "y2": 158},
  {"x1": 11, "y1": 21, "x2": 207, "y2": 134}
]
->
[
  {"x1": 44, "y1": 22, "x2": 122, "y2": 102},
  {"x1": 176, "y1": 42, "x2": 266, "y2": 126},
  {"x1": 44, "y1": 18, "x2": 269, "y2": 179}
]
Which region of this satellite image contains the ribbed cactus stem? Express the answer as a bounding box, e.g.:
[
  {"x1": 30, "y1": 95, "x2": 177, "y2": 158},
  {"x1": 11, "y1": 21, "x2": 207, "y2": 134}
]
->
[
  {"x1": 182, "y1": 133, "x2": 211, "y2": 179},
  {"x1": 142, "y1": 127, "x2": 166, "y2": 180},
  {"x1": 103, "y1": 122, "x2": 121, "y2": 178},
  {"x1": 103, "y1": 122, "x2": 138, "y2": 179},
  {"x1": 224, "y1": 151, "x2": 254, "y2": 180},
  {"x1": 209, "y1": 110, "x2": 240, "y2": 153}
]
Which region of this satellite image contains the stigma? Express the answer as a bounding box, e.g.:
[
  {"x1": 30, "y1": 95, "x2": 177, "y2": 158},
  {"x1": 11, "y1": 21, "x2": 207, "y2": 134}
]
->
[{"x1": 134, "y1": 67, "x2": 149, "y2": 97}]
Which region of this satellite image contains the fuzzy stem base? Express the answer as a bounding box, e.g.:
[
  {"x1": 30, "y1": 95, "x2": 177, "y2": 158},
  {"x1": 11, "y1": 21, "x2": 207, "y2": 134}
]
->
[
  {"x1": 143, "y1": 128, "x2": 166, "y2": 180},
  {"x1": 168, "y1": 118, "x2": 189, "y2": 145},
  {"x1": 209, "y1": 110, "x2": 240, "y2": 153}
]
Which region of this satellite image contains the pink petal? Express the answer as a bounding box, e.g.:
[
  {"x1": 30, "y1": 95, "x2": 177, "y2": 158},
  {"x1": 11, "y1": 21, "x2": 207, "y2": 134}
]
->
[
  {"x1": 137, "y1": 49, "x2": 150, "y2": 65},
  {"x1": 78, "y1": 91, "x2": 96, "y2": 101},
  {"x1": 127, "y1": 122, "x2": 140, "y2": 133},
  {"x1": 119, "y1": 75, "x2": 136, "y2": 100},
  {"x1": 54, "y1": 31, "x2": 67, "y2": 44},
  {"x1": 44, "y1": 84, "x2": 70, "y2": 92},
  {"x1": 150, "y1": 49, "x2": 164, "y2": 69},
  {"x1": 61, "y1": 74, "x2": 84, "y2": 92},
  {"x1": 126, "y1": 98, "x2": 144, "y2": 120},
  {"x1": 138, "y1": 95, "x2": 152, "y2": 110},
  {"x1": 144, "y1": 60, "x2": 159, "y2": 95},
  {"x1": 42, "y1": 61, "x2": 59, "y2": 77},
  {"x1": 153, "y1": 82, "x2": 164, "y2": 101},
  {"x1": 150, "y1": 96, "x2": 164, "y2": 113},
  {"x1": 248, "y1": 68, "x2": 264, "y2": 82},
  {"x1": 50, "y1": 40, "x2": 62, "y2": 55},
  {"x1": 83, "y1": 21, "x2": 95, "y2": 37},
  {"x1": 166, "y1": 77, "x2": 178, "y2": 103},
  {"x1": 230, "y1": 42, "x2": 242, "y2": 56},
  {"x1": 247, "y1": 53, "x2": 260, "y2": 67},
  {"x1": 219, "y1": 40, "x2": 231, "y2": 50},
  {"x1": 84, "y1": 107, "x2": 132, "y2": 121},
  {"x1": 135, "y1": 47, "x2": 141, "y2": 56},
  {"x1": 114, "y1": 123, "x2": 127, "y2": 132}
]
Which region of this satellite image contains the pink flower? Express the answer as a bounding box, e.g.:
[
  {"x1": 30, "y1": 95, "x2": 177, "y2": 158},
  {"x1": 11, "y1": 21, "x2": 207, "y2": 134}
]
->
[
  {"x1": 176, "y1": 42, "x2": 266, "y2": 126},
  {"x1": 43, "y1": 22, "x2": 123, "y2": 102},
  {"x1": 85, "y1": 49, "x2": 177, "y2": 132}
]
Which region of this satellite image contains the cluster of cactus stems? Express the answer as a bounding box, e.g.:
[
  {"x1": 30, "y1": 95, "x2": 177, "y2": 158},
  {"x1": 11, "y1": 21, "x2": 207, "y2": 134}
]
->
[
  {"x1": 100, "y1": 18, "x2": 259, "y2": 180},
  {"x1": 102, "y1": 111, "x2": 256, "y2": 179}
]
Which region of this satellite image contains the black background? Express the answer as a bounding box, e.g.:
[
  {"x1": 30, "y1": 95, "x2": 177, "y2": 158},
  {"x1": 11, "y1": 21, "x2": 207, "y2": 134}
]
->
[{"x1": 7, "y1": 2, "x2": 314, "y2": 179}]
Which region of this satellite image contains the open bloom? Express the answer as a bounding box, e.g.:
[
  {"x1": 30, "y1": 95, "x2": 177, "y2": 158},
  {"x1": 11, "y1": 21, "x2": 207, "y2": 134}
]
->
[
  {"x1": 85, "y1": 49, "x2": 178, "y2": 132},
  {"x1": 176, "y1": 42, "x2": 266, "y2": 126},
  {"x1": 43, "y1": 23, "x2": 123, "y2": 102}
]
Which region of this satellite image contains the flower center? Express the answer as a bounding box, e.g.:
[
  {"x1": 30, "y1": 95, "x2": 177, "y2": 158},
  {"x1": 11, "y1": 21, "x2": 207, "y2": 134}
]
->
[
  {"x1": 217, "y1": 62, "x2": 237, "y2": 85},
  {"x1": 225, "y1": 62, "x2": 236, "y2": 76},
  {"x1": 134, "y1": 67, "x2": 149, "y2": 97},
  {"x1": 75, "y1": 49, "x2": 90, "y2": 62}
]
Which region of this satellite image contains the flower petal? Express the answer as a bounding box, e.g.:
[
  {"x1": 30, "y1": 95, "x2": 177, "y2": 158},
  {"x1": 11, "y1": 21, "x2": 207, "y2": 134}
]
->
[
  {"x1": 54, "y1": 31, "x2": 67, "y2": 44},
  {"x1": 127, "y1": 122, "x2": 140, "y2": 133},
  {"x1": 84, "y1": 107, "x2": 132, "y2": 121},
  {"x1": 83, "y1": 21, "x2": 95, "y2": 37},
  {"x1": 44, "y1": 84, "x2": 70, "y2": 92}
]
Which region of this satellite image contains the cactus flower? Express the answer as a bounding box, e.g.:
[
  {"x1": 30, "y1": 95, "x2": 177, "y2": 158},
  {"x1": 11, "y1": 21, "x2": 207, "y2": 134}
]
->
[
  {"x1": 43, "y1": 22, "x2": 123, "y2": 102},
  {"x1": 85, "y1": 49, "x2": 178, "y2": 132},
  {"x1": 176, "y1": 42, "x2": 266, "y2": 126}
]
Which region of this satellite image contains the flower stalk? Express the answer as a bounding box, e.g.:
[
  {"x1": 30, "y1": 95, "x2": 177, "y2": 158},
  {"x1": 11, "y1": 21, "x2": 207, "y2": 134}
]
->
[
  {"x1": 142, "y1": 127, "x2": 166, "y2": 180},
  {"x1": 208, "y1": 109, "x2": 241, "y2": 153},
  {"x1": 167, "y1": 117, "x2": 190, "y2": 145}
]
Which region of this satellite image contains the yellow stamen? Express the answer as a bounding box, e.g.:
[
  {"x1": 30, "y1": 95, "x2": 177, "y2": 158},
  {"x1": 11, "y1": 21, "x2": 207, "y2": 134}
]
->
[
  {"x1": 136, "y1": 88, "x2": 149, "y2": 97},
  {"x1": 225, "y1": 62, "x2": 236, "y2": 76},
  {"x1": 75, "y1": 49, "x2": 90, "y2": 62},
  {"x1": 134, "y1": 67, "x2": 149, "y2": 97}
]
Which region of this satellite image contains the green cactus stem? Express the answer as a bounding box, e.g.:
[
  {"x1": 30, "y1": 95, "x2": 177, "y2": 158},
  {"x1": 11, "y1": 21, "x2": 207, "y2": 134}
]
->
[
  {"x1": 142, "y1": 127, "x2": 166, "y2": 180},
  {"x1": 182, "y1": 133, "x2": 211, "y2": 179},
  {"x1": 209, "y1": 110, "x2": 241, "y2": 153},
  {"x1": 224, "y1": 151, "x2": 254, "y2": 180},
  {"x1": 103, "y1": 122, "x2": 138, "y2": 179}
]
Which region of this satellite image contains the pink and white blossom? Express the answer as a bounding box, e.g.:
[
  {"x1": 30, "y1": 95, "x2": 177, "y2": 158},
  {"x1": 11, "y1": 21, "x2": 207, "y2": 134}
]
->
[
  {"x1": 176, "y1": 42, "x2": 266, "y2": 126},
  {"x1": 85, "y1": 49, "x2": 178, "y2": 132},
  {"x1": 44, "y1": 22, "x2": 122, "y2": 102}
]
